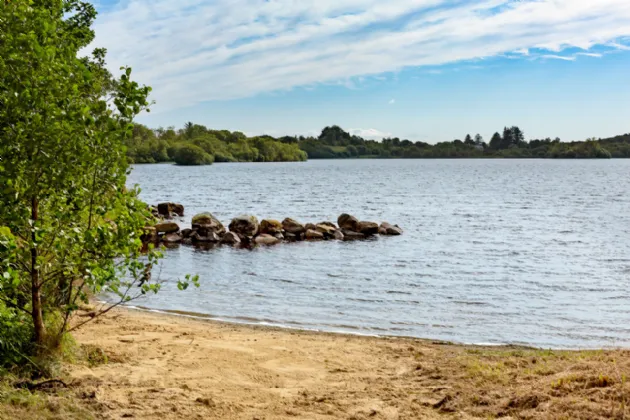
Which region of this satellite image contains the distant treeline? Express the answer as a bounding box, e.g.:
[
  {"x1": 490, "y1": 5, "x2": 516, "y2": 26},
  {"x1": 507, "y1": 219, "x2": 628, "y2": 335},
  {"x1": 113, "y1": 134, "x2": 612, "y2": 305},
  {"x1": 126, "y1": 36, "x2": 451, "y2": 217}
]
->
[{"x1": 126, "y1": 123, "x2": 630, "y2": 164}]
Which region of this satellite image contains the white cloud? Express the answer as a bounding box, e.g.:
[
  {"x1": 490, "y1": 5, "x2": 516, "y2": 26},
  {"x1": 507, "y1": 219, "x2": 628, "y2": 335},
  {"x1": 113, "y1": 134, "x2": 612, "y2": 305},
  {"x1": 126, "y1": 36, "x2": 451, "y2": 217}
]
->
[
  {"x1": 91, "y1": 0, "x2": 630, "y2": 111},
  {"x1": 348, "y1": 128, "x2": 392, "y2": 139},
  {"x1": 388, "y1": 99, "x2": 396, "y2": 105},
  {"x1": 539, "y1": 54, "x2": 577, "y2": 61}
]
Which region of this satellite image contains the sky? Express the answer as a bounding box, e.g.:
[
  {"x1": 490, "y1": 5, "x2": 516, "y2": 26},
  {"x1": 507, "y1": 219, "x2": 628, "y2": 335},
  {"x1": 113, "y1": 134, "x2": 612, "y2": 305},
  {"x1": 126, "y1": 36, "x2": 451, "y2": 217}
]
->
[{"x1": 91, "y1": 0, "x2": 630, "y2": 143}]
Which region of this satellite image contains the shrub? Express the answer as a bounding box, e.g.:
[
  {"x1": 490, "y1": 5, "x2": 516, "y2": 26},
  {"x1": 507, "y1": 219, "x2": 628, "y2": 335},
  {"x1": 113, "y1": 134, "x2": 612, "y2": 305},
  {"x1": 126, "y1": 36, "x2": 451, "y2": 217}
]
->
[{"x1": 171, "y1": 144, "x2": 214, "y2": 165}]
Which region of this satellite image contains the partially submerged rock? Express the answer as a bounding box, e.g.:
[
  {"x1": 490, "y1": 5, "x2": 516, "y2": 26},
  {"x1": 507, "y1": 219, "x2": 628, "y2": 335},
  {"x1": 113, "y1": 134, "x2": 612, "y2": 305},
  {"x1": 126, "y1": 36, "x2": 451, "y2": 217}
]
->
[
  {"x1": 157, "y1": 202, "x2": 184, "y2": 218},
  {"x1": 162, "y1": 233, "x2": 182, "y2": 243},
  {"x1": 338, "y1": 214, "x2": 359, "y2": 231},
  {"x1": 229, "y1": 214, "x2": 259, "y2": 237},
  {"x1": 380, "y1": 222, "x2": 403, "y2": 236},
  {"x1": 155, "y1": 222, "x2": 180, "y2": 234},
  {"x1": 220, "y1": 232, "x2": 241, "y2": 245},
  {"x1": 192, "y1": 212, "x2": 225, "y2": 236},
  {"x1": 305, "y1": 229, "x2": 324, "y2": 240},
  {"x1": 259, "y1": 219, "x2": 283, "y2": 235},
  {"x1": 357, "y1": 221, "x2": 379, "y2": 236},
  {"x1": 255, "y1": 234, "x2": 280, "y2": 246},
  {"x1": 282, "y1": 218, "x2": 305, "y2": 235},
  {"x1": 341, "y1": 229, "x2": 366, "y2": 241}
]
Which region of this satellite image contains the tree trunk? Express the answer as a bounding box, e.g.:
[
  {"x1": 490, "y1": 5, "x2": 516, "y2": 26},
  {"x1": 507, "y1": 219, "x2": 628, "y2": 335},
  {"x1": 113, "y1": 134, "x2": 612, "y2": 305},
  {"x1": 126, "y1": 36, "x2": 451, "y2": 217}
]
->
[{"x1": 31, "y1": 196, "x2": 46, "y2": 347}]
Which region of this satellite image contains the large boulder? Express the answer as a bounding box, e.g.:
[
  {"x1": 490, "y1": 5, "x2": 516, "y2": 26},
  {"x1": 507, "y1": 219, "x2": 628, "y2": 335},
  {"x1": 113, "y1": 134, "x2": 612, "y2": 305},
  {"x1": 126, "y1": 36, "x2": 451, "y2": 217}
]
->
[
  {"x1": 157, "y1": 202, "x2": 184, "y2": 218},
  {"x1": 338, "y1": 214, "x2": 359, "y2": 231},
  {"x1": 380, "y1": 222, "x2": 403, "y2": 236},
  {"x1": 305, "y1": 229, "x2": 324, "y2": 240},
  {"x1": 334, "y1": 230, "x2": 345, "y2": 241},
  {"x1": 254, "y1": 234, "x2": 280, "y2": 246},
  {"x1": 155, "y1": 222, "x2": 180, "y2": 234},
  {"x1": 192, "y1": 212, "x2": 226, "y2": 236},
  {"x1": 220, "y1": 232, "x2": 241, "y2": 246},
  {"x1": 341, "y1": 229, "x2": 366, "y2": 241},
  {"x1": 357, "y1": 221, "x2": 379, "y2": 236},
  {"x1": 229, "y1": 215, "x2": 259, "y2": 237},
  {"x1": 259, "y1": 219, "x2": 283, "y2": 235},
  {"x1": 282, "y1": 218, "x2": 305, "y2": 235}
]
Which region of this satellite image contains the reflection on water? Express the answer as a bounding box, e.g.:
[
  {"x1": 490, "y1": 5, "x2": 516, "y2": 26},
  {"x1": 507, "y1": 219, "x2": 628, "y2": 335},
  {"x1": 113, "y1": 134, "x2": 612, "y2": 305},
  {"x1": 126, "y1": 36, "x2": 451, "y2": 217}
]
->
[{"x1": 126, "y1": 159, "x2": 630, "y2": 348}]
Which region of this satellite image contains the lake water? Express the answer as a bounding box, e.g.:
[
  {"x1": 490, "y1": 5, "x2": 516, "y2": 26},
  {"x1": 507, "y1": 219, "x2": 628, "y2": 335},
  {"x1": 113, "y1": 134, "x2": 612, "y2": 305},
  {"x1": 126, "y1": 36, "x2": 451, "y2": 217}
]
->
[{"x1": 127, "y1": 159, "x2": 630, "y2": 349}]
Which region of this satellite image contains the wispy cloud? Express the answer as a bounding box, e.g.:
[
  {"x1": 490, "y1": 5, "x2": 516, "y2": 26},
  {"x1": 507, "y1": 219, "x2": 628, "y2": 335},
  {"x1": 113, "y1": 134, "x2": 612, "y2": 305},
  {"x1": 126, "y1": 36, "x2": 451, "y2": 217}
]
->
[
  {"x1": 539, "y1": 54, "x2": 577, "y2": 61},
  {"x1": 348, "y1": 128, "x2": 392, "y2": 139},
  {"x1": 388, "y1": 99, "x2": 396, "y2": 105},
  {"x1": 91, "y1": 0, "x2": 630, "y2": 111}
]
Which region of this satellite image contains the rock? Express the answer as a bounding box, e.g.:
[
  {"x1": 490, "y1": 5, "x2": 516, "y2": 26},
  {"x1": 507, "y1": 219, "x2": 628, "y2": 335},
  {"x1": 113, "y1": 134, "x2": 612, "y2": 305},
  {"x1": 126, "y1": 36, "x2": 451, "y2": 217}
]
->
[
  {"x1": 305, "y1": 229, "x2": 324, "y2": 240},
  {"x1": 182, "y1": 237, "x2": 193, "y2": 246},
  {"x1": 282, "y1": 218, "x2": 305, "y2": 235},
  {"x1": 191, "y1": 232, "x2": 221, "y2": 243},
  {"x1": 259, "y1": 219, "x2": 283, "y2": 235},
  {"x1": 305, "y1": 223, "x2": 317, "y2": 231},
  {"x1": 319, "y1": 221, "x2": 337, "y2": 229},
  {"x1": 229, "y1": 215, "x2": 259, "y2": 237},
  {"x1": 316, "y1": 224, "x2": 336, "y2": 237},
  {"x1": 274, "y1": 233, "x2": 285, "y2": 241},
  {"x1": 380, "y1": 222, "x2": 403, "y2": 236},
  {"x1": 181, "y1": 228, "x2": 193, "y2": 238},
  {"x1": 341, "y1": 229, "x2": 366, "y2": 241},
  {"x1": 162, "y1": 233, "x2": 182, "y2": 243},
  {"x1": 157, "y1": 202, "x2": 184, "y2": 218},
  {"x1": 220, "y1": 232, "x2": 241, "y2": 245},
  {"x1": 192, "y1": 212, "x2": 226, "y2": 236},
  {"x1": 338, "y1": 214, "x2": 359, "y2": 231},
  {"x1": 254, "y1": 234, "x2": 280, "y2": 246},
  {"x1": 155, "y1": 222, "x2": 179, "y2": 234},
  {"x1": 284, "y1": 232, "x2": 298, "y2": 241},
  {"x1": 357, "y1": 221, "x2": 379, "y2": 236},
  {"x1": 334, "y1": 230, "x2": 344, "y2": 240}
]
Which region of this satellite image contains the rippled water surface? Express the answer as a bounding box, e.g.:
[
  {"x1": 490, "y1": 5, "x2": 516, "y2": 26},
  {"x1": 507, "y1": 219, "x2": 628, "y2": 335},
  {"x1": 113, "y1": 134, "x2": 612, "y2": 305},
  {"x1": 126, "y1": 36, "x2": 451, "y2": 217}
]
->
[{"x1": 127, "y1": 160, "x2": 630, "y2": 348}]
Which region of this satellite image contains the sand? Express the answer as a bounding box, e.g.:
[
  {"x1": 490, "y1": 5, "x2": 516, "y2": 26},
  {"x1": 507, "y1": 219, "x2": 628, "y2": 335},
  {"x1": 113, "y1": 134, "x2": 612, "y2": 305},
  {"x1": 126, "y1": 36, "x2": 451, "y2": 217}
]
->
[{"x1": 4, "y1": 307, "x2": 629, "y2": 419}]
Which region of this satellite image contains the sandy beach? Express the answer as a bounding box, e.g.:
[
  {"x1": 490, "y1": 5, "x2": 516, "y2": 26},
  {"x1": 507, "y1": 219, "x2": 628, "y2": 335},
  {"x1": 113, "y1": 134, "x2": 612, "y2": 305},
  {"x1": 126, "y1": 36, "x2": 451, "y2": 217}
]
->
[
  {"x1": 2, "y1": 307, "x2": 629, "y2": 419},
  {"x1": 16, "y1": 307, "x2": 625, "y2": 419}
]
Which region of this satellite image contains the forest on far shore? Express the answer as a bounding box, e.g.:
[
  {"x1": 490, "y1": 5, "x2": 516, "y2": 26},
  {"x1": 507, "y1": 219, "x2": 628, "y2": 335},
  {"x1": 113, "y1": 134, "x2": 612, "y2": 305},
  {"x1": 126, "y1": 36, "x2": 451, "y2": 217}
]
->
[{"x1": 126, "y1": 122, "x2": 630, "y2": 164}]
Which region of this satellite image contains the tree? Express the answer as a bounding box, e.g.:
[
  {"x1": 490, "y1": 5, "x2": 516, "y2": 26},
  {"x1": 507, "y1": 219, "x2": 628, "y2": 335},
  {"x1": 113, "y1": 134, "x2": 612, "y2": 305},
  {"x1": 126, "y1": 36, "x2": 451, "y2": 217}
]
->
[
  {"x1": 464, "y1": 134, "x2": 475, "y2": 145},
  {"x1": 0, "y1": 0, "x2": 195, "y2": 357},
  {"x1": 489, "y1": 132, "x2": 502, "y2": 150},
  {"x1": 474, "y1": 134, "x2": 483, "y2": 145},
  {"x1": 172, "y1": 144, "x2": 214, "y2": 165}
]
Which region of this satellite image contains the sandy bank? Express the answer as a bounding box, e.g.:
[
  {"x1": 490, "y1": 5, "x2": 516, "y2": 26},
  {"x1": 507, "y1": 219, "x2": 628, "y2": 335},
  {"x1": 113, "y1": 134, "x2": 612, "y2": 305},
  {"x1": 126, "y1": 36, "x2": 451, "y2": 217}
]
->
[{"x1": 6, "y1": 307, "x2": 629, "y2": 420}]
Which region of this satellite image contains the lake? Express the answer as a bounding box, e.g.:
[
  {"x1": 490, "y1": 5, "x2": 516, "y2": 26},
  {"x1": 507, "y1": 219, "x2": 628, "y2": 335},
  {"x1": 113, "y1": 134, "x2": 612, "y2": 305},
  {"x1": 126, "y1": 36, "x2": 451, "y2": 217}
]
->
[{"x1": 127, "y1": 159, "x2": 630, "y2": 349}]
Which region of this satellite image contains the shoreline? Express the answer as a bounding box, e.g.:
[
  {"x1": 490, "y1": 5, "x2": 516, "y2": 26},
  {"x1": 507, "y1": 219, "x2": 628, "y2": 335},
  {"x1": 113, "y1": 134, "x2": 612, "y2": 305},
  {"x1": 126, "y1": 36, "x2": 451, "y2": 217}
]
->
[
  {"x1": 123, "y1": 303, "x2": 625, "y2": 351},
  {"x1": 20, "y1": 305, "x2": 623, "y2": 420}
]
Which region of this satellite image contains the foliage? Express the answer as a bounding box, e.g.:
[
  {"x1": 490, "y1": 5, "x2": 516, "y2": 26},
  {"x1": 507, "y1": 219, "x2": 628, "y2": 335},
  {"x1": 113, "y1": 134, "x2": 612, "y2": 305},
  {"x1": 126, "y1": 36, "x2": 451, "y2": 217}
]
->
[
  {"x1": 171, "y1": 143, "x2": 214, "y2": 166},
  {"x1": 126, "y1": 122, "x2": 307, "y2": 163},
  {"x1": 0, "y1": 0, "x2": 197, "y2": 370}
]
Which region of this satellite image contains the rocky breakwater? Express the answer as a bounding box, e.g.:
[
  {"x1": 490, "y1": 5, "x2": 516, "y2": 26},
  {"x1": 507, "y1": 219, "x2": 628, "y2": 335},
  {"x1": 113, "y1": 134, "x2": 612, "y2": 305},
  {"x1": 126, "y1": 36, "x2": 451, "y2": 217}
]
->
[{"x1": 143, "y1": 205, "x2": 403, "y2": 250}]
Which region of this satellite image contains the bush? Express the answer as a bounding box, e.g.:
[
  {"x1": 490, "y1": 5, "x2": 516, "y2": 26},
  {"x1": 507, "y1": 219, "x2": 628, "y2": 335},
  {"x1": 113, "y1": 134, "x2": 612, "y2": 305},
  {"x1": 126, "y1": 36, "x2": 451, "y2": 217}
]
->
[{"x1": 171, "y1": 144, "x2": 214, "y2": 166}]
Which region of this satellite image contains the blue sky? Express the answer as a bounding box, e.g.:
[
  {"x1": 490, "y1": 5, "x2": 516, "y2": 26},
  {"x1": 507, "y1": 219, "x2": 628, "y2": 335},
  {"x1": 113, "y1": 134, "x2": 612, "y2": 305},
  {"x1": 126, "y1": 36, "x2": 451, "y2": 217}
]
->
[{"x1": 92, "y1": 0, "x2": 630, "y2": 142}]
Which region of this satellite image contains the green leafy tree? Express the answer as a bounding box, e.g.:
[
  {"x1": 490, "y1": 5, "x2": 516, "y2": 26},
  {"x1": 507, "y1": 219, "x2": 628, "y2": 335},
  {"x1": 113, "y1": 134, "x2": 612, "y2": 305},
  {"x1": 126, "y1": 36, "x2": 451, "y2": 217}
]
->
[
  {"x1": 172, "y1": 144, "x2": 214, "y2": 165},
  {"x1": 0, "y1": 0, "x2": 196, "y2": 357},
  {"x1": 464, "y1": 134, "x2": 475, "y2": 145}
]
